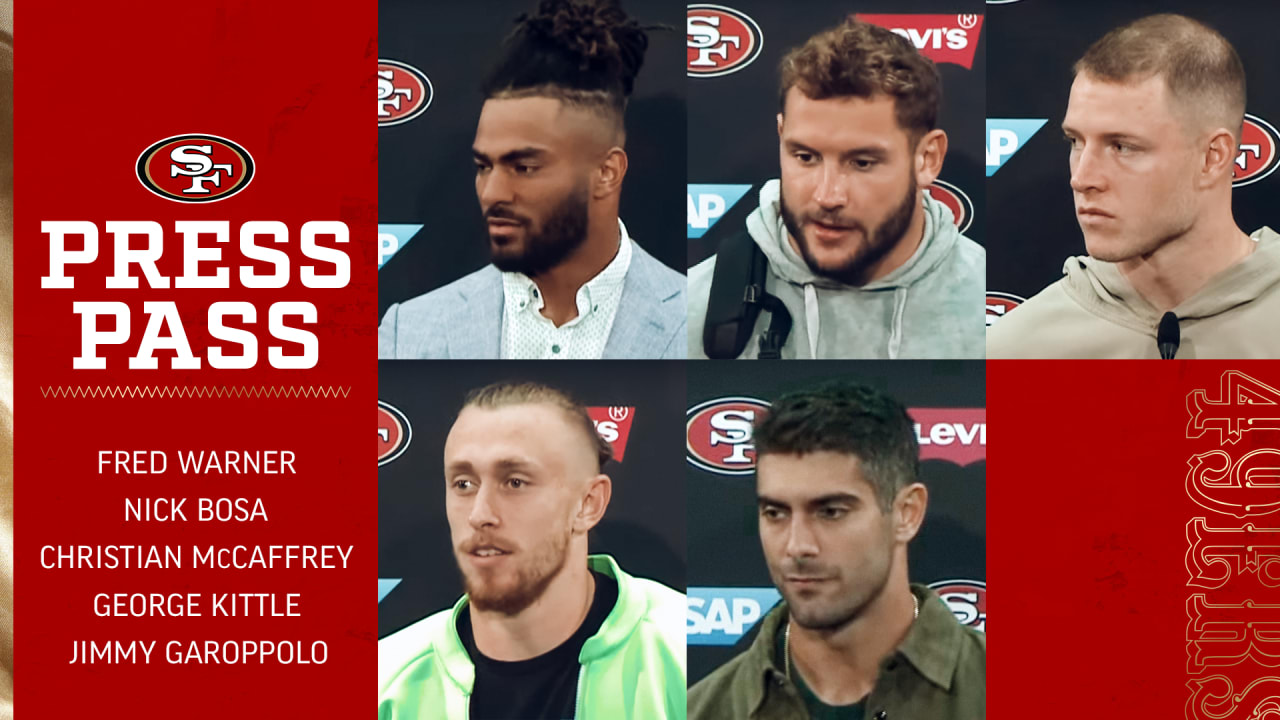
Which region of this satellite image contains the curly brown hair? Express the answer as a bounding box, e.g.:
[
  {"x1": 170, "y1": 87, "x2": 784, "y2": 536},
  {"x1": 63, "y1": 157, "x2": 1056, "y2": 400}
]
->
[{"x1": 779, "y1": 19, "x2": 941, "y2": 144}]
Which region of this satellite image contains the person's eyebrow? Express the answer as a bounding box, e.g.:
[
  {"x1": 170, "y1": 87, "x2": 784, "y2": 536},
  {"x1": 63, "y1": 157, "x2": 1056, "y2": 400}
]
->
[{"x1": 472, "y1": 147, "x2": 549, "y2": 164}]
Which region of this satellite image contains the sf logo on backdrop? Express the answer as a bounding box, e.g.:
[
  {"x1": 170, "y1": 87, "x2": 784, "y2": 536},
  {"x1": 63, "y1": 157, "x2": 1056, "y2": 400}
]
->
[
  {"x1": 986, "y1": 292, "x2": 1025, "y2": 327},
  {"x1": 687, "y1": 4, "x2": 763, "y2": 78},
  {"x1": 378, "y1": 401, "x2": 413, "y2": 467},
  {"x1": 1234, "y1": 114, "x2": 1280, "y2": 187},
  {"x1": 378, "y1": 59, "x2": 433, "y2": 127},
  {"x1": 926, "y1": 179, "x2": 974, "y2": 234},
  {"x1": 686, "y1": 397, "x2": 770, "y2": 475},
  {"x1": 136, "y1": 134, "x2": 254, "y2": 203},
  {"x1": 928, "y1": 579, "x2": 986, "y2": 632}
]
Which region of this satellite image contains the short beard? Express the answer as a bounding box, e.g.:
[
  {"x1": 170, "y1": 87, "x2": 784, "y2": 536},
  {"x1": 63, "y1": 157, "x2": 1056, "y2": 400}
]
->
[
  {"x1": 780, "y1": 176, "x2": 918, "y2": 287},
  {"x1": 486, "y1": 183, "x2": 590, "y2": 277},
  {"x1": 458, "y1": 525, "x2": 571, "y2": 616}
]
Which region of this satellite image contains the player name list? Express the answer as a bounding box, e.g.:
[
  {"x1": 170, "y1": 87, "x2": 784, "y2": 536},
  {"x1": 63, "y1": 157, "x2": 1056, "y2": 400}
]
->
[{"x1": 41, "y1": 449, "x2": 353, "y2": 666}]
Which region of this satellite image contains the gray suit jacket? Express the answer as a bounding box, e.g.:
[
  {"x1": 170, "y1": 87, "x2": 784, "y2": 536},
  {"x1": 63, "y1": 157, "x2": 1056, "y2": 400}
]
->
[{"x1": 378, "y1": 242, "x2": 687, "y2": 359}]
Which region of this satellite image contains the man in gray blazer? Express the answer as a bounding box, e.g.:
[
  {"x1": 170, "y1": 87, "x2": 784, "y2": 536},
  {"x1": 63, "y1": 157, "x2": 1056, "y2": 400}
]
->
[{"x1": 378, "y1": 0, "x2": 686, "y2": 360}]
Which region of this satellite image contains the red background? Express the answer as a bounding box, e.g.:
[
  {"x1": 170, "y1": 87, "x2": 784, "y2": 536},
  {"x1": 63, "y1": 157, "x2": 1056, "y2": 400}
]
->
[
  {"x1": 989, "y1": 361, "x2": 1280, "y2": 718},
  {"x1": 16, "y1": 2, "x2": 375, "y2": 716}
]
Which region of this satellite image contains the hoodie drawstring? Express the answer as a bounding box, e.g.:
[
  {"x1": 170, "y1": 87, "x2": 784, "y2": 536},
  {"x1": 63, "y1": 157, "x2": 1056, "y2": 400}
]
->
[
  {"x1": 887, "y1": 288, "x2": 907, "y2": 359},
  {"x1": 804, "y1": 284, "x2": 820, "y2": 358}
]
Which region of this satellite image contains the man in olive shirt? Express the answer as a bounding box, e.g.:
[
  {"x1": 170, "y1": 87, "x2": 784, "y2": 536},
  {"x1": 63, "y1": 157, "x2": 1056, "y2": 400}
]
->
[{"x1": 687, "y1": 382, "x2": 985, "y2": 719}]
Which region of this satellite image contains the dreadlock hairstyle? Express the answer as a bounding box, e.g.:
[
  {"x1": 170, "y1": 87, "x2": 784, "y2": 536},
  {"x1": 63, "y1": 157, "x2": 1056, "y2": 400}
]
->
[{"x1": 482, "y1": 0, "x2": 650, "y2": 136}]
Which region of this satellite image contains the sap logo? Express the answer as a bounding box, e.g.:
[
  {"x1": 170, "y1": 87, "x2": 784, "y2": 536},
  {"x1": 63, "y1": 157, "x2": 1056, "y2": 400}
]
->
[
  {"x1": 378, "y1": 401, "x2": 413, "y2": 467},
  {"x1": 986, "y1": 119, "x2": 1047, "y2": 176},
  {"x1": 378, "y1": 224, "x2": 424, "y2": 269},
  {"x1": 586, "y1": 406, "x2": 636, "y2": 462},
  {"x1": 378, "y1": 60, "x2": 432, "y2": 127},
  {"x1": 687, "y1": 5, "x2": 764, "y2": 78},
  {"x1": 136, "y1": 134, "x2": 254, "y2": 203},
  {"x1": 687, "y1": 184, "x2": 752, "y2": 238},
  {"x1": 687, "y1": 587, "x2": 781, "y2": 645},
  {"x1": 378, "y1": 579, "x2": 402, "y2": 604},
  {"x1": 929, "y1": 579, "x2": 986, "y2": 632},
  {"x1": 686, "y1": 396, "x2": 770, "y2": 475},
  {"x1": 858, "y1": 14, "x2": 984, "y2": 69},
  {"x1": 986, "y1": 291, "x2": 1025, "y2": 327},
  {"x1": 909, "y1": 408, "x2": 986, "y2": 466},
  {"x1": 1234, "y1": 114, "x2": 1280, "y2": 188}
]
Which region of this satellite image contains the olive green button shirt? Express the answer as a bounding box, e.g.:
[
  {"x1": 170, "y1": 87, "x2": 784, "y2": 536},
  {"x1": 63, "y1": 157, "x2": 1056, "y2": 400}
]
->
[{"x1": 687, "y1": 585, "x2": 986, "y2": 720}]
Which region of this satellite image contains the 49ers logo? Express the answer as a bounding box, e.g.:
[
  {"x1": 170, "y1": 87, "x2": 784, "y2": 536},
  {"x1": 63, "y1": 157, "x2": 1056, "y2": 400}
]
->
[
  {"x1": 686, "y1": 397, "x2": 770, "y2": 475},
  {"x1": 136, "y1": 134, "x2": 254, "y2": 203},
  {"x1": 857, "y1": 13, "x2": 984, "y2": 69},
  {"x1": 687, "y1": 5, "x2": 763, "y2": 78},
  {"x1": 1233, "y1": 114, "x2": 1280, "y2": 188},
  {"x1": 929, "y1": 579, "x2": 986, "y2": 632},
  {"x1": 926, "y1": 179, "x2": 974, "y2": 233},
  {"x1": 585, "y1": 406, "x2": 636, "y2": 462},
  {"x1": 986, "y1": 291, "x2": 1025, "y2": 327},
  {"x1": 378, "y1": 60, "x2": 432, "y2": 127},
  {"x1": 378, "y1": 401, "x2": 412, "y2": 467}
]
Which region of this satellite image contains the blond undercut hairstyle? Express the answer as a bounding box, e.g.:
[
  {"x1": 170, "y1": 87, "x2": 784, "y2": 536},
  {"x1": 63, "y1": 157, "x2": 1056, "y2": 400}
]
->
[
  {"x1": 778, "y1": 18, "x2": 941, "y2": 146},
  {"x1": 462, "y1": 381, "x2": 613, "y2": 473},
  {"x1": 1074, "y1": 14, "x2": 1246, "y2": 146}
]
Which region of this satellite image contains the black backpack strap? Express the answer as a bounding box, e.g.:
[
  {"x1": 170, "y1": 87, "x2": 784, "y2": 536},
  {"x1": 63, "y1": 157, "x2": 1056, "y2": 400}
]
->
[{"x1": 702, "y1": 231, "x2": 792, "y2": 359}]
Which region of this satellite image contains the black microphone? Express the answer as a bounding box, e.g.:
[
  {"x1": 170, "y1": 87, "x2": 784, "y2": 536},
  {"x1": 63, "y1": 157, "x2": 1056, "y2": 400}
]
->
[{"x1": 1157, "y1": 311, "x2": 1180, "y2": 360}]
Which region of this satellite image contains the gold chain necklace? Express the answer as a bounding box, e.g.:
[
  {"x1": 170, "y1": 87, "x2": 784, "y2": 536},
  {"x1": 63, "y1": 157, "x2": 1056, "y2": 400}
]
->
[{"x1": 785, "y1": 593, "x2": 918, "y2": 683}]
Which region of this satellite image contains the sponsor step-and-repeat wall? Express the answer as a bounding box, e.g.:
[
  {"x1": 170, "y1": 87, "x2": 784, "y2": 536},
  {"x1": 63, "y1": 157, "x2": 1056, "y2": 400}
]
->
[
  {"x1": 686, "y1": 361, "x2": 985, "y2": 684},
  {"x1": 985, "y1": 0, "x2": 1280, "y2": 323},
  {"x1": 378, "y1": 0, "x2": 688, "y2": 319},
  {"x1": 687, "y1": 0, "x2": 986, "y2": 267},
  {"x1": 377, "y1": 361, "x2": 687, "y2": 637}
]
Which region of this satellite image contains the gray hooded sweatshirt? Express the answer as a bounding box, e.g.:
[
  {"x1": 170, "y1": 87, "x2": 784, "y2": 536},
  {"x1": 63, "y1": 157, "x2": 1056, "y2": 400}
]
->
[
  {"x1": 987, "y1": 227, "x2": 1280, "y2": 359},
  {"x1": 686, "y1": 179, "x2": 986, "y2": 359}
]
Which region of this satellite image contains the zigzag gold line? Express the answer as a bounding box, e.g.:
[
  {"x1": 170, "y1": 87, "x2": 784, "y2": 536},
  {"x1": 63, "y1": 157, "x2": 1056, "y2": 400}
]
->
[{"x1": 39, "y1": 386, "x2": 352, "y2": 399}]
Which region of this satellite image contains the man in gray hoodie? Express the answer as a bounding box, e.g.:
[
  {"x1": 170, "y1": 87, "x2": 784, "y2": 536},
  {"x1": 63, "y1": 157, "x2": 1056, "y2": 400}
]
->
[
  {"x1": 687, "y1": 19, "x2": 985, "y2": 360},
  {"x1": 988, "y1": 14, "x2": 1280, "y2": 359}
]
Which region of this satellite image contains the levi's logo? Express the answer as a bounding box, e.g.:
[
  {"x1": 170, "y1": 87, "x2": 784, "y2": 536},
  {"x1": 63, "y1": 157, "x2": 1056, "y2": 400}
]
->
[
  {"x1": 857, "y1": 14, "x2": 984, "y2": 69},
  {"x1": 910, "y1": 408, "x2": 986, "y2": 466},
  {"x1": 136, "y1": 134, "x2": 254, "y2": 203},
  {"x1": 586, "y1": 406, "x2": 636, "y2": 462}
]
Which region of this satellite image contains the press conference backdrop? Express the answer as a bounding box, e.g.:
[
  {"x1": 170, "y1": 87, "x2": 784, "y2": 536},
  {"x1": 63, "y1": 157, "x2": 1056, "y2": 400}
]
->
[
  {"x1": 986, "y1": 0, "x2": 1280, "y2": 323},
  {"x1": 687, "y1": 360, "x2": 986, "y2": 685},
  {"x1": 687, "y1": 0, "x2": 987, "y2": 267},
  {"x1": 378, "y1": 0, "x2": 687, "y2": 320},
  {"x1": 378, "y1": 360, "x2": 687, "y2": 638}
]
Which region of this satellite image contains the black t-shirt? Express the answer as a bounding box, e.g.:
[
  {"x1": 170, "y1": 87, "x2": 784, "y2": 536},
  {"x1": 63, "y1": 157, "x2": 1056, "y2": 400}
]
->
[{"x1": 458, "y1": 570, "x2": 619, "y2": 720}]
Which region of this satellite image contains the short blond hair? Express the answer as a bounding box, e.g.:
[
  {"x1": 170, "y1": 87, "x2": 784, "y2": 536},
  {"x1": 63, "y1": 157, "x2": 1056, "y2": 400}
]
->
[
  {"x1": 1074, "y1": 14, "x2": 1246, "y2": 144},
  {"x1": 462, "y1": 381, "x2": 612, "y2": 472}
]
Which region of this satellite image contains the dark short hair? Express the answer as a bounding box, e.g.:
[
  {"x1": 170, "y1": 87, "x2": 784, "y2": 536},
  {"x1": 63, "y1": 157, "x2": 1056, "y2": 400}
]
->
[
  {"x1": 462, "y1": 381, "x2": 613, "y2": 472},
  {"x1": 754, "y1": 381, "x2": 918, "y2": 512},
  {"x1": 482, "y1": 0, "x2": 650, "y2": 132},
  {"x1": 1074, "y1": 14, "x2": 1246, "y2": 144},
  {"x1": 778, "y1": 18, "x2": 941, "y2": 145}
]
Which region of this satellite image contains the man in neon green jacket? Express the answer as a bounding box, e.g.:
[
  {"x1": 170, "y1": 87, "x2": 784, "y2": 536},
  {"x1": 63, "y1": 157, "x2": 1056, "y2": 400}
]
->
[{"x1": 378, "y1": 381, "x2": 686, "y2": 719}]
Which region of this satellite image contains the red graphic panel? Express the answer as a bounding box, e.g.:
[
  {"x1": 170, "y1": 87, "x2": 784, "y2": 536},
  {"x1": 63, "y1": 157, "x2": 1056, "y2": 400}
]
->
[
  {"x1": 989, "y1": 362, "x2": 1280, "y2": 719},
  {"x1": 16, "y1": 2, "x2": 376, "y2": 717}
]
